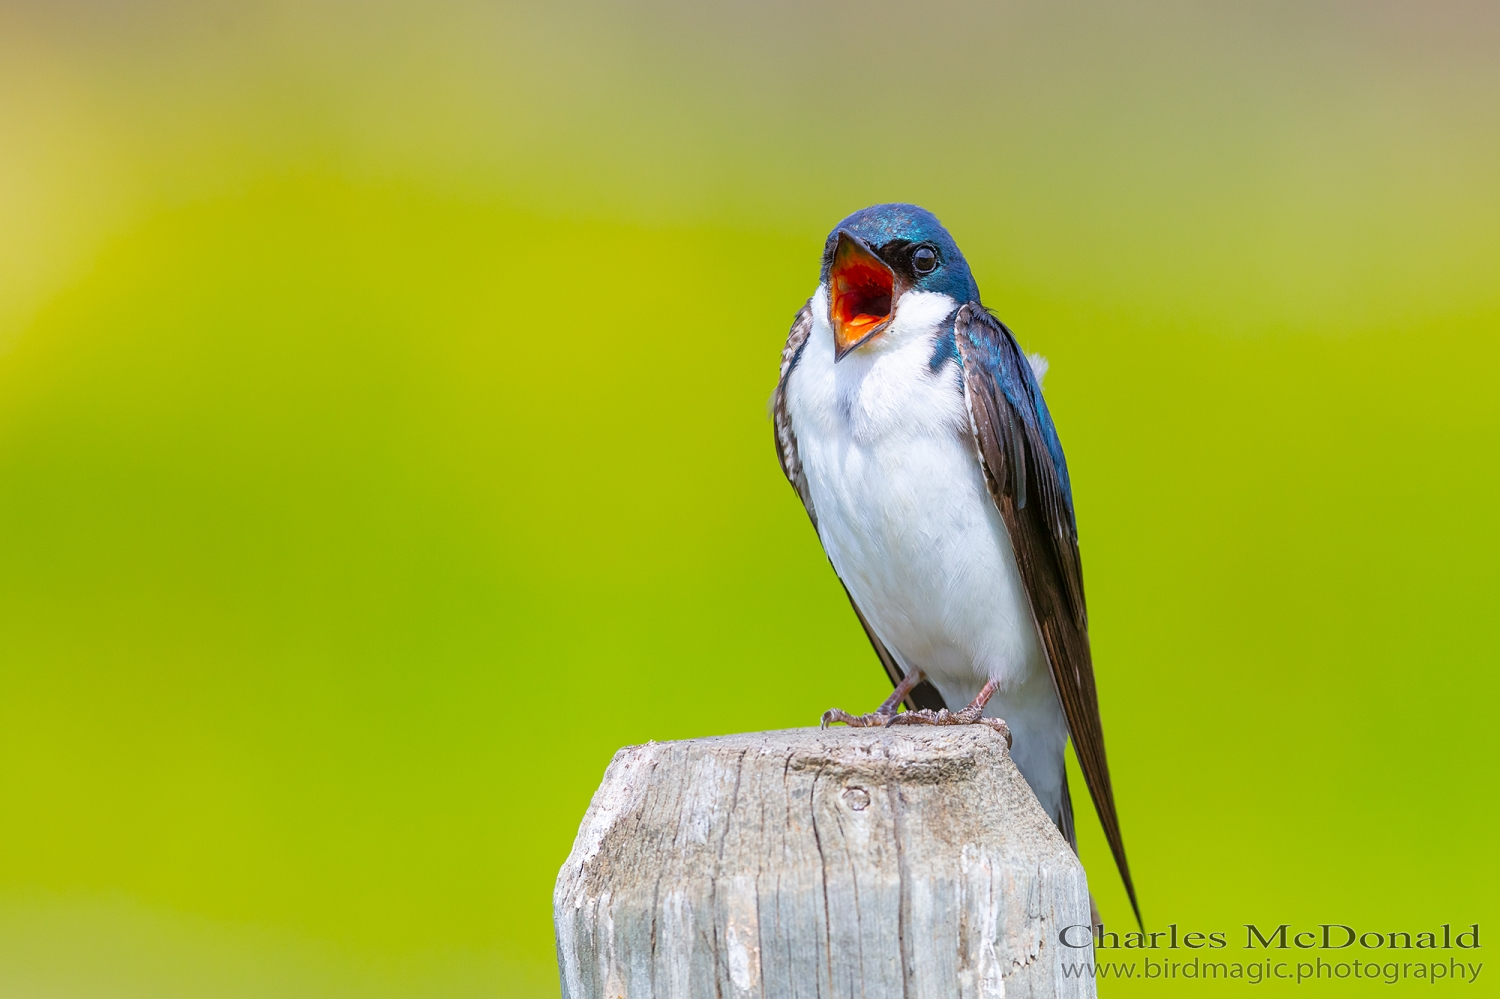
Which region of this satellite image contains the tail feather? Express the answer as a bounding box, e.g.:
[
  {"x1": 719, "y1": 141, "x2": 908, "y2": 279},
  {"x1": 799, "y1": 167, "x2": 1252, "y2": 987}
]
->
[{"x1": 1057, "y1": 768, "x2": 1078, "y2": 853}]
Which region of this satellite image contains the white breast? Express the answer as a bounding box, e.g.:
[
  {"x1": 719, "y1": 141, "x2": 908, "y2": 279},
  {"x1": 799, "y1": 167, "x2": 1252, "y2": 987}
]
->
[{"x1": 785, "y1": 286, "x2": 1068, "y2": 819}]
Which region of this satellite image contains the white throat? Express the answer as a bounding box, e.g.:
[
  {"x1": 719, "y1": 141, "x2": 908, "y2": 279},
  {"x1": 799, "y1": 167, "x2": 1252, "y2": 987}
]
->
[{"x1": 803, "y1": 285, "x2": 963, "y2": 446}]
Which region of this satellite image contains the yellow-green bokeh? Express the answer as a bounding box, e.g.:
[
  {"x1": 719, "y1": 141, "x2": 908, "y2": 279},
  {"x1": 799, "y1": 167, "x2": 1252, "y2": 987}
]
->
[{"x1": 1, "y1": 2, "x2": 1496, "y2": 996}]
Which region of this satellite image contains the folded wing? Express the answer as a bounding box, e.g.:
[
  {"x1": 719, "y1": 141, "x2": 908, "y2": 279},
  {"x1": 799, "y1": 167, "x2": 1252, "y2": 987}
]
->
[{"x1": 954, "y1": 304, "x2": 1141, "y2": 925}]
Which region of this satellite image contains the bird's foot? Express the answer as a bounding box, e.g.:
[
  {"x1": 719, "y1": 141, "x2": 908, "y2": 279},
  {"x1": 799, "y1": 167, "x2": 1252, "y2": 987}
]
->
[
  {"x1": 820, "y1": 707, "x2": 895, "y2": 728},
  {"x1": 820, "y1": 667, "x2": 928, "y2": 731},
  {"x1": 885, "y1": 678, "x2": 1012, "y2": 747},
  {"x1": 888, "y1": 710, "x2": 1012, "y2": 747}
]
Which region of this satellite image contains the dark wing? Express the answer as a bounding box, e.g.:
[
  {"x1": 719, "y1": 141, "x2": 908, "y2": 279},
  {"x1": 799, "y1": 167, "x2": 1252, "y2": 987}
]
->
[
  {"x1": 954, "y1": 303, "x2": 1141, "y2": 926},
  {"x1": 772, "y1": 301, "x2": 946, "y2": 713}
]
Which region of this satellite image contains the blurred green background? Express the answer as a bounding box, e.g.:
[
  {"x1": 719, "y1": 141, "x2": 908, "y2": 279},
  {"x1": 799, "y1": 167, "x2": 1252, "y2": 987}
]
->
[{"x1": 1, "y1": 1, "x2": 1496, "y2": 995}]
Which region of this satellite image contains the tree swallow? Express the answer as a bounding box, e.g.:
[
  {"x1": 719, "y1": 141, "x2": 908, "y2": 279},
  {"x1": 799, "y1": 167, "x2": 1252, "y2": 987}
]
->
[{"x1": 772, "y1": 203, "x2": 1140, "y2": 924}]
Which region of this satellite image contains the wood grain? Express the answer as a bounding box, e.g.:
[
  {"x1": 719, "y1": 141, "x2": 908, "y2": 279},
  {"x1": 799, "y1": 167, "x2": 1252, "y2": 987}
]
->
[{"x1": 554, "y1": 726, "x2": 1095, "y2": 998}]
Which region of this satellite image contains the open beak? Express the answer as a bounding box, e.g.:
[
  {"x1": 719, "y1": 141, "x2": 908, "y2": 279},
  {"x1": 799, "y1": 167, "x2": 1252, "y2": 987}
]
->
[{"x1": 829, "y1": 231, "x2": 899, "y2": 361}]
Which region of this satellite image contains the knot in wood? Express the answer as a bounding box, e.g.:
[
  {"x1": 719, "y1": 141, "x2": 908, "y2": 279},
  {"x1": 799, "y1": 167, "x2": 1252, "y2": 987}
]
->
[{"x1": 841, "y1": 785, "x2": 871, "y2": 811}]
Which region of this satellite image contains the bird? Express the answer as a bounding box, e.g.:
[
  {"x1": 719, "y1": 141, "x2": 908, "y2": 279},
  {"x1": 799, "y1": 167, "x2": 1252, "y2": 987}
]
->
[{"x1": 771, "y1": 203, "x2": 1140, "y2": 926}]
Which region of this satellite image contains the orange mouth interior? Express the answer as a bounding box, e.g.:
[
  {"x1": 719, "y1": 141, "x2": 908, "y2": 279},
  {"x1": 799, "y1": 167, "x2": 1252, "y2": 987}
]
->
[{"x1": 830, "y1": 235, "x2": 894, "y2": 356}]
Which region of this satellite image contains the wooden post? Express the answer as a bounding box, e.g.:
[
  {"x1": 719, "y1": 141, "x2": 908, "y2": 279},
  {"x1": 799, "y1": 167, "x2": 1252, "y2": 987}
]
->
[{"x1": 554, "y1": 726, "x2": 1096, "y2": 999}]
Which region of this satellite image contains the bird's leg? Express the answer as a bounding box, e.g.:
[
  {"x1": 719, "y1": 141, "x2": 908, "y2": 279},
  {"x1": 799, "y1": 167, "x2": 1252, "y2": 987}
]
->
[
  {"x1": 821, "y1": 668, "x2": 928, "y2": 729},
  {"x1": 888, "y1": 677, "x2": 1012, "y2": 747}
]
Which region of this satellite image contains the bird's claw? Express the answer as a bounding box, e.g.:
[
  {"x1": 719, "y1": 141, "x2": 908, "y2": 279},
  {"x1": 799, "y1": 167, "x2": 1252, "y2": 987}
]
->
[
  {"x1": 822, "y1": 705, "x2": 1012, "y2": 747},
  {"x1": 982, "y1": 718, "x2": 1014, "y2": 748},
  {"x1": 820, "y1": 707, "x2": 897, "y2": 730},
  {"x1": 888, "y1": 708, "x2": 1012, "y2": 748}
]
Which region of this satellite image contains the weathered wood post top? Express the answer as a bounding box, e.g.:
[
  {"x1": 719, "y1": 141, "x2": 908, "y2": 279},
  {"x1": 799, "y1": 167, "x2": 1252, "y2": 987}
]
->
[{"x1": 555, "y1": 725, "x2": 1095, "y2": 999}]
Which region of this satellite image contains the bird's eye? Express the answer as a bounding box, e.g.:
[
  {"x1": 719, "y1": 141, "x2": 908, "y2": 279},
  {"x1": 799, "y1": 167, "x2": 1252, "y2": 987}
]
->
[{"x1": 912, "y1": 245, "x2": 939, "y2": 274}]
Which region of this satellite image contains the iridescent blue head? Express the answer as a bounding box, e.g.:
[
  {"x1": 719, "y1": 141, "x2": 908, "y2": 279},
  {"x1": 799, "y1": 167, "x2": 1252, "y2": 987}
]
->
[{"x1": 819, "y1": 203, "x2": 980, "y2": 360}]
